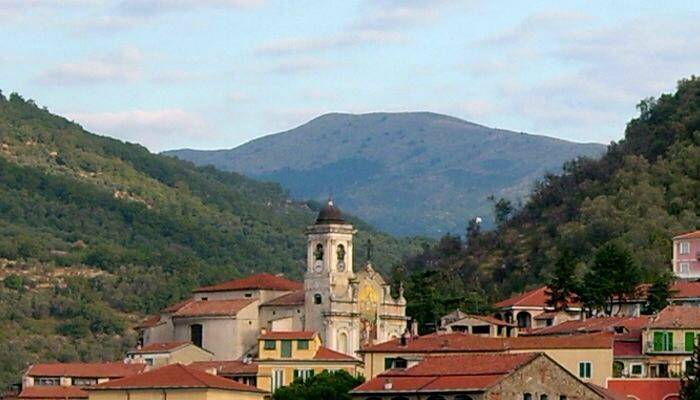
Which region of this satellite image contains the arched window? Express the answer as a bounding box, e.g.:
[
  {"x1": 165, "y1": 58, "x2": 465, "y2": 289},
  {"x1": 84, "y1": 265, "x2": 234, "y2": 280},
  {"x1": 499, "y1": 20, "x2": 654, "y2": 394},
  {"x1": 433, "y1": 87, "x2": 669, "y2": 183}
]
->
[
  {"x1": 190, "y1": 324, "x2": 203, "y2": 348},
  {"x1": 314, "y1": 293, "x2": 322, "y2": 304},
  {"x1": 540, "y1": 395, "x2": 548, "y2": 400},
  {"x1": 391, "y1": 397, "x2": 410, "y2": 400},
  {"x1": 516, "y1": 311, "x2": 532, "y2": 328},
  {"x1": 314, "y1": 244, "x2": 324, "y2": 260},
  {"x1": 455, "y1": 396, "x2": 474, "y2": 400},
  {"x1": 337, "y1": 244, "x2": 345, "y2": 260},
  {"x1": 426, "y1": 396, "x2": 446, "y2": 400},
  {"x1": 524, "y1": 394, "x2": 532, "y2": 400},
  {"x1": 338, "y1": 331, "x2": 348, "y2": 355}
]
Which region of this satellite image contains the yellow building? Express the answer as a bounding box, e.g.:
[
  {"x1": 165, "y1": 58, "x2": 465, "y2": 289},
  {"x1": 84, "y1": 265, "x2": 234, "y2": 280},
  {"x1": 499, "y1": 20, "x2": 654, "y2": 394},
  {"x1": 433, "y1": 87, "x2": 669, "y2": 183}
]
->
[
  {"x1": 87, "y1": 363, "x2": 267, "y2": 400},
  {"x1": 643, "y1": 305, "x2": 700, "y2": 377},
  {"x1": 126, "y1": 341, "x2": 213, "y2": 368},
  {"x1": 255, "y1": 331, "x2": 362, "y2": 393}
]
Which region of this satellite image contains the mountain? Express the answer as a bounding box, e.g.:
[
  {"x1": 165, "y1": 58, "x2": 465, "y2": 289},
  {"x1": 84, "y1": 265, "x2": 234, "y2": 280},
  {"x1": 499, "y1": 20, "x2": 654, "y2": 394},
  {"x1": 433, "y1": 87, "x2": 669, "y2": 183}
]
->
[
  {"x1": 397, "y1": 78, "x2": 700, "y2": 325},
  {"x1": 0, "y1": 92, "x2": 427, "y2": 387},
  {"x1": 166, "y1": 112, "x2": 606, "y2": 237}
]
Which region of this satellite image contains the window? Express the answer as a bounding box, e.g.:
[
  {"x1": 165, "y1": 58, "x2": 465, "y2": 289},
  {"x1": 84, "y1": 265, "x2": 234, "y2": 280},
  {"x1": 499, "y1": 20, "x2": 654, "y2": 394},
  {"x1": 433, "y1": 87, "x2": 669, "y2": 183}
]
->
[
  {"x1": 190, "y1": 324, "x2": 203, "y2": 348},
  {"x1": 472, "y1": 325, "x2": 490, "y2": 334},
  {"x1": 293, "y1": 369, "x2": 314, "y2": 382},
  {"x1": 393, "y1": 358, "x2": 408, "y2": 368},
  {"x1": 35, "y1": 377, "x2": 60, "y2": 386},
  {"x1": 144, "y1": 358, "x2": 154, "y2": 366},
  {"x1": 681, "y1": 263, "x2": 690, "y2": 274},
  {"x1": 384, "y1": 357, "x2": 395, "y2": 370},
  {"x1": 281, "y1": 340, "x2": 292, "y2": 358},
  {"x1": 264, "y1": 340, "x2": 276, "y2": 350},
  {"x1": 338, "y1": 332, "x2": 348, "y2": 355},
  {"x1": 271, "y1": 369, "x2": 284, "y2": 392},
  {"x1": 297, "y1": 340, "x2": 309, "y2": 350},
  {"x1": 314, "y1": 294, "x2": 322, "y2": 304},
  {"x1": 314, "y1": 244, "x2": 324, "y2": 260},
  {"x1": 524, "y1": 394, "x2": 532, "y2": 400},
  {"x1": 559, "y1": 396, "x2": 567, "y2": 400},
  {"x1": 200, "y1": 297, "x2": 208, "y2": 301},
  {"x1": 631, "y1": 363, "x2": 643, "y2": 376},
  {"x1": 653, "y1": 331, "x2": 674, "y2": 352},
  {"x1": 72, "y1": 378, "x2": 98, "y2": 386},
  {"x1": 540, "y1": 395, "x2": 548, "y2": 400},
  {"x1": 680, "y1": 242, "x2": 690, "y2": 254},
  {"x1": 686, "y1": 332, "x2": 697, "y2": 352},
  {"x1": 578, "y1": 361, "x2": 592, "y2": 379},
  {"x1": 245, "y1": 293, "x2": 252, "y2": 298}
]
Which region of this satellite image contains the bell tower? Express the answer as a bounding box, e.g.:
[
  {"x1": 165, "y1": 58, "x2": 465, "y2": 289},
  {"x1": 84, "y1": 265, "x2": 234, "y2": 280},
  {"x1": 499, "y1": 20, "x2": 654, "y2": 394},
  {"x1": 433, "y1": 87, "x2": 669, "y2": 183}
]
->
[{"x1": 304, "y1": 199, "x2": 356, "y2": 340}]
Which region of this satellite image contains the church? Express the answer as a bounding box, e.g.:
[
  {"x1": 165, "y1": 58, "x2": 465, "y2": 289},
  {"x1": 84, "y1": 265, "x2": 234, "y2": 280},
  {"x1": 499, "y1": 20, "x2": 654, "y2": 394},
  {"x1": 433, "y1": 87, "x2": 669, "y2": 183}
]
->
[{"x1": 137, "y1": 200, "x2": 408, "y2": 360}]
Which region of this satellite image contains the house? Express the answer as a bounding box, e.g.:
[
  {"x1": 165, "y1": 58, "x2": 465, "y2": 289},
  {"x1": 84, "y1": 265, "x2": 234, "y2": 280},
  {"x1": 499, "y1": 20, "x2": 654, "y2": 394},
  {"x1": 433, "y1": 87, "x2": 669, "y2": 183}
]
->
[
  {"x1": 126, "y1": 341, "x2": 213, "y2": 368},
  {"x1": 440, "y1": 311, "x2": 517, "y2": 337},
  {"x1": 136, "y1": 201, "x2": 407, "y2": 360},
  {"x1": 493, "y1": 286, "x2": 582, "y2": 329},
  {"x1": 672, "y1": 230, "x2": 700, "y2": 279},
  {"x1": 86, "y1": 364, "x2": 267, "y2": 400},
  {"x1": 606, "y1": 378, "x2": 681, "y2": 400},
  {"x1": 642, "y1": 305, "x2": 700, "y2": 378},
  {"x1": 19, "y1": 363, "x2": 147, "y2": 400},
  {"x1": 358, "y1": 331, "x2": 614, "y2": 386},
  {"x1": 351, "y1": 353, "x2": 618, "y2": 400},
  {"x1": 190, "y1": 360, "x2": 259, "y2": 388},
  {"x1": 255, "y1": 331, "x2": 362, "y2": 393}
]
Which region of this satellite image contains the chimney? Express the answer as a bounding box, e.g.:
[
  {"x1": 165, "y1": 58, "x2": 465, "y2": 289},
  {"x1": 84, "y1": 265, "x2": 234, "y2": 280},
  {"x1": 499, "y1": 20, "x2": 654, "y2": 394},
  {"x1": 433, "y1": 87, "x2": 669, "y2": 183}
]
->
[
  {"x1": 411, "y1": 319, "x2": 419, "y2": 337},
  {"x1": 260, "y1": 327, "x2": 267, "y2": 336},
  {"x1": 399, "y1": 332, "x2": 408, "y2": 347},
  {"x1": 384, "y1": 379, "x2": 393, "y2": 390}
]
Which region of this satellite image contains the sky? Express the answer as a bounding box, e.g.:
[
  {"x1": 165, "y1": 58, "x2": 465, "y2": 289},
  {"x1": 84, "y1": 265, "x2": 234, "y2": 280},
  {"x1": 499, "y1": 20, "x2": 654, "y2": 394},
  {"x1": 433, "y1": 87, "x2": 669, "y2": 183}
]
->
[{"x1": 1, "y1": 0, "x2": 699, "y2": 152}]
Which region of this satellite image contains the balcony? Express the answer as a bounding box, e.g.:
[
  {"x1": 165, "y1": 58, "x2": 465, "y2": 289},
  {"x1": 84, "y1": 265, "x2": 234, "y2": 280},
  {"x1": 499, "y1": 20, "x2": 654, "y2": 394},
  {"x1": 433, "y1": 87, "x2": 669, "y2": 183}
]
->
[{"x1": 646, "y1": 341, "x2": 692, "y2": 354}]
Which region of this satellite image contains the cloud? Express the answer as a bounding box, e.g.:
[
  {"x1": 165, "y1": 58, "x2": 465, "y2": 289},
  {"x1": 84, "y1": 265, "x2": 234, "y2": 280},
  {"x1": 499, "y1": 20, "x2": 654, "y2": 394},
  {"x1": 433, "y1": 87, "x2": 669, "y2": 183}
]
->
[
  {"x1": 67, "y1": 108, "x2": 218, "y2": 151},
  {"x1": 477, "y1": 10, "x2": 589, "y2": 47},
  {"x1": 270, "y1": 57, "x2": 338, "y2": 74},
  {"x1": 115, "y1": 0, "x2": 265, "y2": 16},
  {"x1": 226, "y1": 91, "x2": 250, "y2": 102},
  {"x1": 257, "y1": 30, "x2": 405, "y2": 55},
  {"x1": 151, "y1": 69, "x2": 209, "y2": 84},
  {"x1": 36, "y1": 47, "x2": 143, "y2": 85}
]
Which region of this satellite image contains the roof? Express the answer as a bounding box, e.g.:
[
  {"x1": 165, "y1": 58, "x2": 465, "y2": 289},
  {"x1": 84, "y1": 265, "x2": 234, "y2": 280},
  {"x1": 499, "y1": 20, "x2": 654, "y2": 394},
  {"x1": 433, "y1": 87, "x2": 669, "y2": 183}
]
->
[
  {"x1": 671, "y1": 280, "x2": 700, "y2": 299},
  {"x1": 528, "y1": 316, "x2": 650, "y2": 338},
  {"x1": 315, "y1": 199, "x2": 346, "y2": 224},
  {"x1": 161, "y1": 298, "x2": 195, "y2": 313},
  {"x1": 673, "y1": 230, "x2": 700, "y2": 240},
  {"x1": 259, "y1": 331, "x2": 316, "y2": 340},
  {"x1": 614, "y1": 340, "x2": 643, "y2": 358},
  {"x1": 172, "y1": 299, "x2": 255, "y2": 318},
  {"x1": 449, "y1": 314, "x2": 516, "y2": 327},
  {"x1": 260, "y1": 290, "x2": 305, "y2": 307},
  {"x1": 494, "y1": 285, "x2": 580, "y2": 309},
  {"x1": 648, "y1": 305, "x2": 700, "y2": 329},
  {"x1": 359, "y1": 331, "x2": 613, "y2": 353},
  {"x1": 128, "y1": 341, "x2": 192, "y2": 354},
  {"x1": 195, "y1": 273, "x2": 302, "y2": 293},
  {"x1": 586, "y1": 383, "x2": 629, "y2": 400},
  {"x1": 19, "y1": 387, "x2": 88, "y2": 399},
  {"x1": 89, "y1": 364, "x2": 266, "y2": 393},
  {"x1": 607, "y1": 378, "x2": 681, "y2": 400},
  {"x1": 352, "y1": 353, "x2": 539, "y2": 394},
  {"x1": 313, "y1": 346, "x2": 358, "y2": 361},
  {"x1": 26, "y1": 363, "x2": 146, "y2": 379},
  {"x1": 134, "y1": 315, "x2": 162, "y2": 329},
  {"x1": 189, "y1": 361, "x2": 259, "y2": 376}
]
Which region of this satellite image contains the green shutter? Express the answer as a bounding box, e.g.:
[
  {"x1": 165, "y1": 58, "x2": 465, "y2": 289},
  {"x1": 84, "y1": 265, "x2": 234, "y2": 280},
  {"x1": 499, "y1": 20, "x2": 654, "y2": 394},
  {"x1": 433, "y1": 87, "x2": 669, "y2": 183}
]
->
[
  {"x1": 281, "y1": 340, "x2": 292, "y2": 358},
  {"x1": 586, "y1": 363, "x2": 591, "y2": 378},
  {"x1": 297, "y1": 340, "x2": 309, "y2": 350},
  {"x1": 686, "y1": 332, "x2": 696, "y2": 352},
  {"x1": 308, "y1": 369, "x2": 315, "y2": 377},
  {"x1": 579, "y1": 362, "x2": 584, "y2": 377},
  {"x1": 384, "y1": 358, "x2": 395, "y2": 370},
  {"x1": 666, "y1": 332, "x2": 674, "y2": 352},
  {"x1": 653, "y1": 332, "x2": 664, "y2": 351}
]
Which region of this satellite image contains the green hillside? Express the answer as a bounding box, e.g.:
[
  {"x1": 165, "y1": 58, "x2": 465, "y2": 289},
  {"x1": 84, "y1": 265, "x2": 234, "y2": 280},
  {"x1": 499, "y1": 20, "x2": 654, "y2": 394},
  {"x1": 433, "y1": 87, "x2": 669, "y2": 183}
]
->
[
  {"x1": 399, "y1": 78, "x2": 700, "y2": 323},
  {"x1": 0, "y1": 92, "x2": 427, "y2": 387}
]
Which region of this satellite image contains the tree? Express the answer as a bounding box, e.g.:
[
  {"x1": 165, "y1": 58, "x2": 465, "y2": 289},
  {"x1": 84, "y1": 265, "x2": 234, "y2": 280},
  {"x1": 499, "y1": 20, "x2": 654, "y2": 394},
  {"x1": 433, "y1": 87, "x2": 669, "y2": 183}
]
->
[
  {"x1": 643, "y1": 271, "x2": 675, "y2": 315},
  {"x1": 680, "y1": 336, "x2": 700, "y2": 400},
  {"x1": 578, "y1": 243, "x2": 642, "y2": 316},
  {"x1": 488, "y1": 196, "x2": 514, "y2": 226},
  {"x1": 546, "y1": 250, "x2": 578, "y2": 311},
  {"x1": 271, "y1": 370, "x2": 364, "y2": 400}
]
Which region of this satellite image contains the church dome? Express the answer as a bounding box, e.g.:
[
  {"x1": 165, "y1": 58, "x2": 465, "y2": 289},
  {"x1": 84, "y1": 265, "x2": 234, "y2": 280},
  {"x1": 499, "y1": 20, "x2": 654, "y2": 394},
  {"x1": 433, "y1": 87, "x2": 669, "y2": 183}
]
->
[{"x1": 316, "y1": 199, "x2": 346, "y2": 224}]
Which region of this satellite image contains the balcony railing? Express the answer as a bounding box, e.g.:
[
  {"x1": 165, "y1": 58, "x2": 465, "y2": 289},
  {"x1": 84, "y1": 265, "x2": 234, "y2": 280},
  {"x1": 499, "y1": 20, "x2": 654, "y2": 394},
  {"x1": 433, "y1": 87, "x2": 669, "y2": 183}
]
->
[{"x1": 646, "y1": 341, "x2": 692, "y2": 354}]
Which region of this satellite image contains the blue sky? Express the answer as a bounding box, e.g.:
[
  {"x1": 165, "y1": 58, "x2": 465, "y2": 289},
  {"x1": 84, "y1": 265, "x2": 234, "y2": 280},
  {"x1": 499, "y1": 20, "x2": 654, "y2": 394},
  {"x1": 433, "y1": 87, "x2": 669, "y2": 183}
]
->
[{"x1": 2, "y1": 0, "x2": 699, "y2": 152}]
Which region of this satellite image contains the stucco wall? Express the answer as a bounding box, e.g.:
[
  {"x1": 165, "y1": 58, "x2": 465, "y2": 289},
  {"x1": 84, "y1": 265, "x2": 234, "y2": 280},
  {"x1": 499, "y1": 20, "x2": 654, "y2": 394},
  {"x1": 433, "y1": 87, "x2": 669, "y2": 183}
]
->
[{"x1": 88, "y1": 388, "x2": 265, "y2": 400}]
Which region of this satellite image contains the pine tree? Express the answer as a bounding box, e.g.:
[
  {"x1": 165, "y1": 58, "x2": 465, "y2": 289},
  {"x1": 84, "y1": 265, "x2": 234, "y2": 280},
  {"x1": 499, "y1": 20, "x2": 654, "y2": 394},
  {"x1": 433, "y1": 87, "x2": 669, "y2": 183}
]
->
[
  {"x1": 680, "y1": 336, "x2": 700, "y2": 400},
  {"x1": 643, "y1": 271, "x2": 675, "y2": 315},
  {"x1": 546, "y1": 250, "x2": 578, "y2": 311}
]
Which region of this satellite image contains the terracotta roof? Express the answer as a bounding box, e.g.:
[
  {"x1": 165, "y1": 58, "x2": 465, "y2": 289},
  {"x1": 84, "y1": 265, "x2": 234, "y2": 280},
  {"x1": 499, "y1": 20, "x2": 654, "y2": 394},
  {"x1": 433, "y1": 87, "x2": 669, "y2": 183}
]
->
[
  {"x1": 189, "y1": 361, "x2": 259, "y2": 376},
  {"x1": 587, "y1": 383, "x2": 629, "y2": 400},
  {"x1": 673, "y1": 230, "x2": 700, "y2": 240},
  {"x1": 313, "y1": 347, "x2": 358, "y2": 361},
  {"x1": 90, "y1": 364, "x2": 265, "y2": 393},
  {"x1": 161, "y1": 298, "x2": 195, "y2": 313},
  {"x1": 260, "y1": 290, "x2": 305, "y2": 307},
  {"x1": 359, "y1": 331, "x2": 613, "y2": 353},
  {"x1": 607, "y1": 378, "x2": 681, "y2": 400},
  {"x1": 352, "y1": 353, "x2": 539, "y2": 394},
  {"x1": 614, "y1": 340, "x2": 643, "y2": 357},
  {"x1": 494, "y1": 285, "x2": 580, "y2": 308},
  {"x1": 19, "y1": 386, "x2": 88, "y2": 399},
  {"x1": 26, "y1": 363, "x2": 146, "y2": 379},
  {"x1": 648, "y1": 305, "x2": 700, "y2": 329},
  {"x1": 259, "y1": 331, "x2": 316, "y2": 340},
  {"x1": 128, "y1": 341, "x2": 191, "y2": 354},
  {"x1": 134, "y1": 315, "x2": 162, "y2": 329},
  {"x1": 671, "y1": 281, "x2": 700, "y2": 299},
  {"x1": 195, "y1": 273, "x2": 302, "y2": 293},
  {"x1": 528, "y1": 316, "x2": 650, "y2": 338},
  {"x1": 172, "y1": 299, "x2": 255, "y2": 318},
  {"x1": 533, "y1": 311, "x2": 560, "y2": 320},
  {"x1": 450, "y1": 314, "x2": 515, "y2": 327}
]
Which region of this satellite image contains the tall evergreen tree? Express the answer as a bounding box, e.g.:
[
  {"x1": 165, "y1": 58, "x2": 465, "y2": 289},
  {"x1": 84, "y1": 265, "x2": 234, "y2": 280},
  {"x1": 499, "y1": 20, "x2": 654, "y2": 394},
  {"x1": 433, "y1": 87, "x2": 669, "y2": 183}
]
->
[
  {"x1": 681, "y1": 336, "x2": 700, "y2": 400},
  {"x1": 546, "y1": 250, "x2": 578, "y2": 311},
  {"x1": 643, "y1": 271, "x2": 675, "y2": 315}
]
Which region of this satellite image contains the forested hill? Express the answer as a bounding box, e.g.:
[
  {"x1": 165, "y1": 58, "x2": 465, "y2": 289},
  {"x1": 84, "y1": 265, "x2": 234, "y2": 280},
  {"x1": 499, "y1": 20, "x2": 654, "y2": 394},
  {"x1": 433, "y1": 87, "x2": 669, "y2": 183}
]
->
[
  {"x1": 0, "y1": 92, "x2": 426, "y2": 387},
  {"x1": 400, "y1": 78, "x2": 700, "y2": 322}
]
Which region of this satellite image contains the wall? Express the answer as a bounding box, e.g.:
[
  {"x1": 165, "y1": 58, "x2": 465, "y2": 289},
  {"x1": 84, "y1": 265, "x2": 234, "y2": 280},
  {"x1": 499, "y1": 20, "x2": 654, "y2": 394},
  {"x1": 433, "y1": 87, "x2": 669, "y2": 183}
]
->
[
  {"x1": 259, "y1": 305, "x2": 304, "y2": 332},
  {"x1": 88, "y1": 388, "x2": 265, "y2": 400},
  {"x1": 673, "y1": 237, "x2": 700, "y2": 279},
  {"x1": 256, "y1": 362, "x2": 358, "y2": 393},
  {"x1": 509, "y1": 348, "x2": 612, "y2": 387}
]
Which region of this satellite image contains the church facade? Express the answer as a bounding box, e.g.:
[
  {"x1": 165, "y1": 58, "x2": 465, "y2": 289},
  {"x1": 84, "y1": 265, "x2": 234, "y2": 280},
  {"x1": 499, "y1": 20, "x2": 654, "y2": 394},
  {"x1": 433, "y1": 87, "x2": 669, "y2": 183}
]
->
[{"x1": 137, "y1": 201, "x2": 407, "y2": 360}]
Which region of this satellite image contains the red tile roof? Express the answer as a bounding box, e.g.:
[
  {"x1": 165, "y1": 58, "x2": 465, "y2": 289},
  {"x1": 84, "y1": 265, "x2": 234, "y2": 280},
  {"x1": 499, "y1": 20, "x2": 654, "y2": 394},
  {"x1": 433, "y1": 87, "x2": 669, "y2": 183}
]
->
[
  {"x1": 134, "y1": 315, "x2": 162, "y2": 329},
  {"x1": 189, "y1": 361, "x2": 259, "y2": 376},
  {"x1": 673, "y1": 230, "x2": 700, "y2": 240},
  {"x1": 494, "y1": 285, "x2": 580, "y2": 308},
  {"x1": 587, "y1": 383, "x2": 629, "y2": 400},
  {"x1": 613, "y1": 340, "x2": 643, "y2": 357},
  {"x1": 607, "y1": 378, "x2": 681, "y2": 400},
  {"x1": 172, "y1": 299, "x2": 255, "y2": 318},
  {"x1": 195, "y1": 273, "x2": 302, "y2": 293},
  {"x1": 260, "y1": 290, "x2": 305, "y2": 306},
  {"x1": 259, "y1": 331, "x2": 316, "y2": 340},
  {"x1": 26, "y1": 363, "x2": 146, "y2": 379},
  {"x1": 528, "y1": 316, "x2": 650, "y2": 338},
  {"x1": 161, "y1": 298, "x2": 195, "y2": 313},
  {"x1": 90, "y1": 364, "x2": 265, "y2": 393},
  {"x1": 649, "y1": 305, "x2": 700, "y2": 329},
  {"x1": 359, "y1": 331, "x2": 613, "y2": 353},
  {"x1": 128, "y1": 341, "x2": 192, "y2": 354},
  {"x1": 671, "y1": 281, "x2": 700, "y2": 299},
  {"x1": 313, "y1": 347, "x2": 358, "y2": 361},
  {"x1": 19, "y1": 386, "x2": 88, "y2": 399},
  {"x1": 352, "y1": 353, "x2": 539, "y2": 394}
]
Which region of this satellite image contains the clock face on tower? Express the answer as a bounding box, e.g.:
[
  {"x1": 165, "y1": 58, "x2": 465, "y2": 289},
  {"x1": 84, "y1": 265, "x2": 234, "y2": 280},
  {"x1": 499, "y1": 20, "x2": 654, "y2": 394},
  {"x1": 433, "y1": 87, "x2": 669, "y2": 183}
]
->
[
  {"x1": 314, "y1": 259, "x2": 323, "y2": 272},
  {"x1": 337, "y1": 260, "x2": 346, "y2": 272}
]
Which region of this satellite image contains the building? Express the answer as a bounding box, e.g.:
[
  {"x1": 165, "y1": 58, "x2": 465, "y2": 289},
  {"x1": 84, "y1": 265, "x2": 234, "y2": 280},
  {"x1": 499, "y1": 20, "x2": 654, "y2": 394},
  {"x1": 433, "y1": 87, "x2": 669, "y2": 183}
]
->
[
  {"x1": 642, "y1": 305, "x2": 700, "y2": 378},
  {"x1": 86, "y1": 364, "x2": 267, "y2": 400},
  {"x1": 358, "y1": 331, "x2": 614, "y2": 386},
  {"x1": 351, "y1": 353, "x2": 618, "y2": 400},
  {"x1": 439, "y1": 311, "x2": 517, "y2": 337},
  {"x1": 190, "y1": 361, "x2": 259, "y2": 388},
  {"x1": 673, "y1": 230, "x2": 700, "y2": 279},
  {"x1": 136, "y1": 200, "x2": 407, "y2": 359},
  {"x1": 493, "y1": 286, "x2": 582, "y2": 330},
  {"x1": 126, "y1": 341, "x2": 213, "y2": 368},
  {"x1": 19, "y1": 363, "x2": 147, "y2": 400},
  {"x1": 255, "y1": 330, "x2": 362, "y2": 393},
  {"x1": 606, "y1": 378, "x2": 680, "y2": 400}
]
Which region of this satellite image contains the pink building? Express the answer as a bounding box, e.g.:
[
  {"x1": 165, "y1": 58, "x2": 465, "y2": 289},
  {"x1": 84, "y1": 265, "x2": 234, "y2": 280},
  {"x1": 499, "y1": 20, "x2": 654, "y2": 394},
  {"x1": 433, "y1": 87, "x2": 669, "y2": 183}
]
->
[{"x1": 672, "y1": 230, "x2": 700, "y2": 279}]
